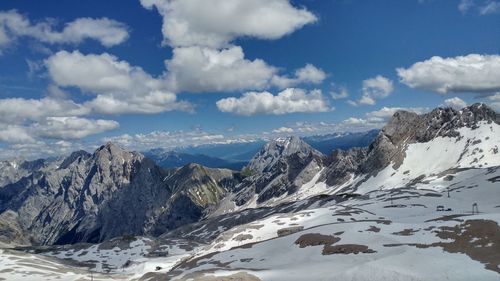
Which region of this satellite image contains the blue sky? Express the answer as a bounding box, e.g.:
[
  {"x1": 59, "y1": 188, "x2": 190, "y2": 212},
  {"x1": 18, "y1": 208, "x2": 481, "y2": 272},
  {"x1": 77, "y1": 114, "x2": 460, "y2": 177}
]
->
[{"x1": 0, "y1": 0, "x2": 499, "y2": 158}]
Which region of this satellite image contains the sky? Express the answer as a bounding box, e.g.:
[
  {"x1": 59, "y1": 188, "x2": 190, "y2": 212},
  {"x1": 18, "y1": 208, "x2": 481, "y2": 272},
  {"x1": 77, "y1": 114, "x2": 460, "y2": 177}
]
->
[{"x1": 0, "y1": 0, "x2": 499, "y2": 159}]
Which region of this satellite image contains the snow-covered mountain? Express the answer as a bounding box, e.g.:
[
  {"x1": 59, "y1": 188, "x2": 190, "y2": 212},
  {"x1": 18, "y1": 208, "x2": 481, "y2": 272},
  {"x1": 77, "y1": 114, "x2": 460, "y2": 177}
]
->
[{"x1": 0, "y1": 103, "x2": 499, "y2": 280}]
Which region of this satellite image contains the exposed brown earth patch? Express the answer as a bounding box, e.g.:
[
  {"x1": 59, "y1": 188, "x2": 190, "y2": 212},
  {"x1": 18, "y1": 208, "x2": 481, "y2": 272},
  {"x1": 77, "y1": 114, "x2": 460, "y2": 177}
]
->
[
  {"x1": 277, "y1": 226, "x2": 304, "y2": 237},
  {"x1": 322, "y1": 244, "x2": 376, "y2": 255},
  {"x1": 392, "y1": 228, "x2": 419, "y2": 236},
  {"x1": 295, "y1": 233, "x2": 340, "y2": 248},
  {"x1": 383, "y1": 220, "x2": 500, "y2": 273},
  {"x1": 234, "y1": 234, "x2": 253, "y2": 241},
  {"x1": 425, "y1": 214, "x2": 471, "y2": 223},
  {"x1": 366, "y1": 226, "x2": 381, "y2": 233}
]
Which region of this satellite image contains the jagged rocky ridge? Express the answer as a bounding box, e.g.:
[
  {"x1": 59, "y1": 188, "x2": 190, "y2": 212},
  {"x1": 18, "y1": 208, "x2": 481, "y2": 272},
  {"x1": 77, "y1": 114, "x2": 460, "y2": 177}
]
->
[
  {"x1": 0, "y1": 143, "x2": 240, "y2": 245},
  {"x1": 318, "y1": 103, "x2": 500, "y2": 189}
]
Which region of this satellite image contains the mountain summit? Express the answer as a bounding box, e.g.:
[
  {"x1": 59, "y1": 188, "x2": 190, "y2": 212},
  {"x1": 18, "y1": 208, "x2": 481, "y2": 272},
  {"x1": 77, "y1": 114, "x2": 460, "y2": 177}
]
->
[{"x1": 246, "y1": 136, "x2": 322, "y2": 173}]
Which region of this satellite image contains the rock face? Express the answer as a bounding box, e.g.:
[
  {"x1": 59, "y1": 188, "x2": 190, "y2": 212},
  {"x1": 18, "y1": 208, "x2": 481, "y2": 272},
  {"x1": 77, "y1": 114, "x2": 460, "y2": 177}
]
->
[
  {"x1": 0, "y1": 143, "x2": 239, "y2": 245},
  {"x1": 0, "y1": 158, "x2": 53, "y2": 187},
  {"x1": 320, "y1": 147, "x2": 368, "y2": 187},
  {"x1": 232, "y1": 136, "x2": 324, "y2": 206},
  {"x1": 361, "y1": 103, "x2": 499, "y2": 173}
]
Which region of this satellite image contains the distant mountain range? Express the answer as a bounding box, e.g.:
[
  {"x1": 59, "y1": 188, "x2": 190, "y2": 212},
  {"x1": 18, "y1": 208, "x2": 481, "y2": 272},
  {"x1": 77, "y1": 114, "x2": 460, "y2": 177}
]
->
[
  {"x1": 143, "y1": 149, "x2": 248, "y2": 170},
  {"x1": 144, "y1": 130, "x2": 379, "y2": 170}
]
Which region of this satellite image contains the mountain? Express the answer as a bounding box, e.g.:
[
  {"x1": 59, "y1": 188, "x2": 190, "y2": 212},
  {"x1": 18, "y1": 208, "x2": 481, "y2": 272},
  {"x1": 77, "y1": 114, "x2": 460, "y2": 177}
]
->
[
  {"x1": 213, "y1": 136, "x2": 325, "y2": 212},
  {"x1": 326, "y1": 103, "x2": 500, "y2": 194},
  {"x1": 1, "y1": 104, "x2": 499, "y2": 280},
  {"x1": 143, "y1": 149, "x2": 247, "y2": 170},
  {"x1": 0, "y1": 143, "x2": 240, "y2": 245},
  {"x1": 0, "y1": 158, "x2": 54, "y2": 187},
  {"x1": 176, "y1": 141, "x2": 266, "y2": 162},
  {"x1": 302, "y1": 129, "x2": 379, "y2": 154}
]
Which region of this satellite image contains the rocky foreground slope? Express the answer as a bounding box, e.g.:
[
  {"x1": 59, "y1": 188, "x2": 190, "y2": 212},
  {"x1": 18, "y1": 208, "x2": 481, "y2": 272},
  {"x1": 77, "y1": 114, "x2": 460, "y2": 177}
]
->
[{"x1": 0, "y1": 104, "x2": 499, "y2": 281}]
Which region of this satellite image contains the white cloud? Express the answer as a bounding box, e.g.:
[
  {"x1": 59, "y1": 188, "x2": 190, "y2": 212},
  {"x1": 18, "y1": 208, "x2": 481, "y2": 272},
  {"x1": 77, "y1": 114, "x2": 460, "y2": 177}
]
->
[
  {"x1": 444, "y1": 97, "x2": 467, "y2": 109},
  {"x1": 33, "y1": 117, "x2": 119, "y2": 140},
  {"x1": 0, "y1": 97, "x2": 88, "y2": 123},
  {"x1": 398, "y1": 54, "x2": 500, "y2": 95},
  {"x1": 0, "y1": 140, "x2": 98, "y2": 160},
  {"x1": 216, "y1": 88, "x2": 331, "y2": 116},
  {"x1": 479, "y1": 1, "x2": 500, "y2": 14},
  {"x1": 139, "y1": 0, "x2": 323, "y2": 93},
  {"x1": 342, "y1": 117, "x2": 368, "y2": 126},
  {"x1": 0, "y1": 126, "x2": 35, "y2": 143},
  {"x1": 46, "y1": 50, "x2": 192, "y2": 114},
  {"x1": 272, "y1": 64, "x2": 327, "y2": 88},
  {"x1": 349, "y1": 75, "x2": 394, "y2": 106},
  {"x1": 458, "y1": 0, "x2": 475, "y2": 13},
  {"x1": 330, "y1": 87, "x2": 349, "y2": 100},
  {"x1": 272, "y1": 127, "x2": 294, "y2": 134},
  {"x1": 139, "y1": 0, "x2": 316, "y2": 48},
  {"x1": 165, "y1": 46, "x2": 277, "y2": 93},
  {"x1": 0, "y1": 10, "x2": 128, "y2": 51},
  {"x1": 458, "y1": 0, "x2": 500, "y2": 15},
  {"x1": 486, "y1": 93, "x2": 500, "y2": 110},
  {"x1": 102, "y1": 130, "x2": 259, "y2": 152}
]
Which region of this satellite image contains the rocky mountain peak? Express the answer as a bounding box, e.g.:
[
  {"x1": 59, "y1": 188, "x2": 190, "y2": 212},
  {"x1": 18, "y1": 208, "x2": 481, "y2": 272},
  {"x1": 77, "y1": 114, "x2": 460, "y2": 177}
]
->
[{"x1": 246, "y1": 136, "x2": 322, "y2": 173}]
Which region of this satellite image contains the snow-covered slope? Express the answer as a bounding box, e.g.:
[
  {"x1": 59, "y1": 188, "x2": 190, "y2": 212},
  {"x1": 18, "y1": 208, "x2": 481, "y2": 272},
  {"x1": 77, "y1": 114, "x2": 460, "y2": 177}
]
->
[
  {"x1": 357, "y1": 120, "x2": 500, "y2": 194},
  {"x1": 161, "y1": 166, "x2": 500, "y2": 281}
]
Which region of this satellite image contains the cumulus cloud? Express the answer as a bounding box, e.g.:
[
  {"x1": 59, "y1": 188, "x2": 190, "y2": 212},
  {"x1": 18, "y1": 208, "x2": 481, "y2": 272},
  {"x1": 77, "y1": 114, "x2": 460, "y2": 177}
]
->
[
  {"x1": 0, "y1": 10, "x2": 129, "y2": 51},
  {"x1": 272, "y1": 127, "x2": 294, "y2": 134},
  {"x1": 33, "y1": 117, "x2": 119, "y2": 140},
  {"x1": 137, "y1": 0, "x2": 324, "y2": 93},
  {"x1": 165, "y1": 46, "x2": 277, "y2": 93},
  {"x1": 330, "y1": 87, "x2": 349, "y2": 100},
  {"x1": 216, "y1": 88, "x2": 331, "y2": 116},
  {"x1": 349, "y1": 75, "x2": 394, "y2": 106},
  {"x1": 444, "y1": 97, "x2": 468, "y2": 109},
  {"x1": 139, "y1": 0, "x2": 316, "y2": 48},
  {"x1": 165, "y1": 46, "x2": 326, "y2": 93},
  {"x1": 272, "y1": 64, "x2": 327, "y2": 88},
  {"x1": 397, "y1": 54, "x2": 500, "y2": 95},
  {"x1": 46, "y1": 50, "x2": 192, "y2": 114},
  {"x1": 0, "y1": 126, "x2": 35, "y2": 143},
  {"x1": 0, "y1": 97, "x2": 88, "y2": 123}
]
